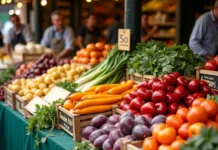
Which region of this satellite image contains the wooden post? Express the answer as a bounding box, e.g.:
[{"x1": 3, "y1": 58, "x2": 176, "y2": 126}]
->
[
  {"x1": 34, "y1": 0, "x2": 42, "y2": 43},
  {"x1": 124, "y1": 0, "x2": 141, "y2": 51}
]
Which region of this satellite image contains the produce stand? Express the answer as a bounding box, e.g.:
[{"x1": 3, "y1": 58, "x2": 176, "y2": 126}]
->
[
  {"x1": 56, "y1": 105, "x2": 124, "y2": 142},
  {"x1": 120, "y1": 138, "x2": 143, "y2": 150},
  {"x1": 15, "y1": 94, "x2": 29, "y2": 117},
  {"x1": 0, "y1": 101, "x2": 74, "y2": 150},
  {"x1": 12, "y1": 52, "x2": 45, "y2": 64},
  {"x1": 4, "y1": 86, "x2": 16, "y2": 109}
]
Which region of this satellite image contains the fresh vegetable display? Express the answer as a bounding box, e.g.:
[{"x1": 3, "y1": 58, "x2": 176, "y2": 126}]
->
[
  {"x1": 15, "y1": 61, "x2": 34, "y2": 77},
  {"x1": 120, "y1": 72, "x2": 213, "y2": 116},
  {"x1": 72, "y1": 42, "x2": 112, "y2": 65},
  {"x1": 8, "y1": 63, "x2": 87, "y2": 100},
  {"x1": 26, "y1": 99, "x2": 64, "y2": 147},
  {"x1": 127, "y1": 41, "x2": 204, "y2": 76},
  {"x1": 81, "y1": 110, "x2": 162, "y2": 150},
  {"x1": 56, "y1": 81, "x2": 77, "y2": 93},
  {"x1": 63, "y1": 80, "x2": 136, "y2": 114},
  {"x1": 75, "y1": 45, "x2": 129, "y2": 92}
]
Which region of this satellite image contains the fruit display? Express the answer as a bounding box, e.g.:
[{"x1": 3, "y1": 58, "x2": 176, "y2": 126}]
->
[
  {"x1": 15, "y1": 61, "x2": 34, "y2": 77},
  {"x1": 142, "y1": 97, "x2": 218, "y2": 150},
  {"x1": 142, "y1": 0, "x2": 176, "y2": 12},
  {"x1": 204, "y1": 56, "x2": 218, "y2": 71},
  {"x1": 58, "y1": 58, "x2": 71, "y2": 66},
  {"x1": 8, "y1": 63, "x2": 87, "y2": 100},
  {"x1": 81, "y1": 110, "x2": 161, "y2": 150},
  {"x1": 120, "y1": 72, "x2": 213, "y2": 116},
  {"x1": 72, "y1": 42, "x2": 112, "y2": 65},
  {"x1": 63, "y1": 80, "x2": 136, "y2": 113},
  {"x1": 128, "y1": 41, "x2": 204, "y2": 77}
]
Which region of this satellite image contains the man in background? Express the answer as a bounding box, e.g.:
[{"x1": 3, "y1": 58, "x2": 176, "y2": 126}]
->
[
  {"x1": 5, "y1": 14, "x2": 33, "y2": 57},
  {"x1": 41, "y1": 11, "x2": 75, "y2": 60},
  {"x1": 107, "y1": 14, "x2": 123, "y2": 45},
  {"x1": 189, "y1": 0, "x2": 218, "y2": 61},
  {"x1": 77, "y1": 14, "x2": 100, "y2": 48}
]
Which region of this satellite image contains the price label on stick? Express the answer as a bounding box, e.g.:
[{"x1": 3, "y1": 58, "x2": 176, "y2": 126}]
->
[{"x1": 118, "y1": 29, "x2": 131, "y2": 51}]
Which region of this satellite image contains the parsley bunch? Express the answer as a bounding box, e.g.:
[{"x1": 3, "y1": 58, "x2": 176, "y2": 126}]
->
[
  {"x1": 72, "y1": 141, "x2": 96, "y2": 150},
  {"x1": 56, "y1": 81, "x2": 77, "y2": 93},
  {"x1": 26, "y1": 99, "x2": 64, "y2": 148},
  {"x1": 127, "y1": 41, "x2": 204, "y2": 77},
  {"x1": 181, "y1": 127, "x2": 218, "y2": 150},
  {"x1": 0, "y1": 67, "x2": 15, "y2": 86}
]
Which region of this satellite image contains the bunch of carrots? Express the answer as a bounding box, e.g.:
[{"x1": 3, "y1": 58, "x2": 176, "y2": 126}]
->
[{"x1": 63, "y1": 80, "x2": 136, "y2": 115}]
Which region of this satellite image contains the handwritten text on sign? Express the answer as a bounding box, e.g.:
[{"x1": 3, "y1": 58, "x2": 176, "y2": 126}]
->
[
  {"x1": 118, "y1": 29, "x2": 131, "y2": 51},
  {"x1": 200, "y1": 74, "x2": 218, "y2": 89},
  {"x1": 59, "y1": 111, "x2": 73, "y2": 135}
]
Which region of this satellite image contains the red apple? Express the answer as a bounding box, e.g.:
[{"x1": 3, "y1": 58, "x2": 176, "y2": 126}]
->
[
  {"x1": 140, "y1": 102, "x2": 157, "y2": 115},
  {"x1": 152, "y1": 81, "x2": 167, "y2": 92},
  {"x1": 163, "y1": 74, "x2": 177, "y2": 85},
  {"x1": 166, "y1": 93, "x2": 180, "y2": 104},
  {"x1": 151, "y1": 90, "x2": 167, "y2": 103},
  {"x1": 155, "y1": 102, "x2": 167, "y2": 115}
]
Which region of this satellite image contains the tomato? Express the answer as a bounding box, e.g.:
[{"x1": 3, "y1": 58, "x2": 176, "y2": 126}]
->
[
  {"x1": 157, "y1": 127, "x2": 177, "y2": 145},
  {"x1": 204, "y1": 61, "x2": 217, "y2": 71},
  {"x1": 201, "y1": 100, "x2": 218, "y2": 117},
  {"x1": 186, "y1": 106, "x2": 208, "y2": 124},
  {"x1": 99, "y1": 57, "x2": 104, "y2": 62},
  {"x1": 174, "y1": 86, "x2": 187, "y2": 99},
  {"x1": 166, "y1": 93, "x2": 180, "y2": 104},
  {"x1": 142, "y1": 137, "x2": 159, "y2": 150},
  {"x1": 137, "y1": 88, "x2": 152, "y2": 102},
  {"x1": 188, "y1": 122, "x2": 205, "y2": 137},
  {"x1": 152, "y1": 123, "x2": 166, "y2": 141},
  {"x1": 170, "y1": 72, "x2": 181, "y2": 78},
  {"x1": 152, "y1": 81, "x2": 167, "y2": 92},
  {"x1": 129, "y1": 97, "x2": 143, "y2": 111},
  {"x1": 104, "y1": 44, "x2": 112, "y2": 50},
  {"x1": 63, "y1": 100, "x2": 75, "y2": 110},
  {"x1": 141, "y1": 102, "x2": 157, "y2": 115},
  {"x1": 188, "y1": 79, "x2": 201, "y2": 92},
  {"x1": 176, "y1": 76, "x2": 189, "y2": 87},
  {"x1": 192, "y1": 98, "x2": 206, "y2": 107},
  {"x1": 178, "y1": 123, "x2": 191, "y2": 140},
  {"x1": 90, "y1": 57, "x2": 99, "y2": 64},
  {"x1": 166, "y1": 115, "x2": 184, "y2": 131},
  {"x1": 151, "y1": 90, "x2": 167, "y2": 103},
  {"x1": 170, "y1": 139, "x2": 185, "y2": 150},
  {"x1": 95, "y1": 42, "x2": 104, "y2": 50},
  {"x1": 163, "y1": 74, "x2": 177, "y2": 86},
  {"x1": 86, "y1": 43, "x2": 96, "y2": 51},
  {"x1": 82, "y1": 57, "x2": 90, "y2": 64},
  {"x1": 155, "y1": 102, "x2": 167, "y2": 115},
  {"x1": 176, "y1": 107, "x2": 189, "y2": 122},
  {"x1": 90, "y1": 51, "x2": 98, "y2": 58},
  {"x1": 214, "y1": 55, "x2": 218, "y2": 65},
  {"x1": 206, "y1": 120, "x2": 218, "y2": 130},
  {"x1": 148, "y1": 78, "x2": 161, "y2": 89},
  {"x1": 102, "y1": 50, "x2": 109, "y2": 57}
]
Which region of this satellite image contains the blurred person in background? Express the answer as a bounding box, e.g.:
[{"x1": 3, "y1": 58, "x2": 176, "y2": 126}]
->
[
  {"x1": 77, "y1": 13, "x2": 101, "y2": 48},
  {"x1": 0, "y1": 31, "x2": 3, "y2": 47},
  {"x1": 41, "y1": 11, "x2": 75, "y2": 60},
  {"x1": 141, "y1": 13, "x2": 158, "y2": 42},
  {"x1": 5, "y1": 14, "x2": 33, "y2": 57},
  {"x1": 107, "y1": 14, "x2": 123, "y2": 45},
  {"x1": 189, "y1": 0, "x2": 218, "y2": 61}
]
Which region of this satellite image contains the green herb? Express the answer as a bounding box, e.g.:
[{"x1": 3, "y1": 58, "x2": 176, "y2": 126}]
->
[
  {"x1": 72, "y1": 141, "x2": 97, "y2": 150},
  {"x1": 127, "y1": 41, "x2": 204, "y2": 77},
  {"x1": 0, "y1": 67, "x2": 15, "y2": 86},
  {"x1": 206, "y1": 94, "x2": 218, "y2": 103},
  {"x1": 181, "y1": 127, "x2": 218, "y2": 150},
  {"x1": 26, "y1": 99, "x2": 64, "y2": 148},
  {"x1": 56, "y1": 81, "x2": 77, "y2": 93}
]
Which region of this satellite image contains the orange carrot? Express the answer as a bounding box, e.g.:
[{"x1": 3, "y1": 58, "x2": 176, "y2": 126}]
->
[
  {"x1": 121, "y1": 88, "x2": 136, "y2": 95},
  {"x1": 85, "y1": 86, "x2": 99, "y2": 92},
  {"x1": 81, "y1": 94, "x2": 123, "y2": 100},
  {"x1": 95, "y1": 84, "x2": 120, "y2": 93},
  {"x1": 68, "y1": 92, "x2": 95, "y2": 101},
  {"x1": 108, "y1": 80, "x2": 134, "y2": 95},
  {"x1": 73, "y1": 105, "x2": 113, "y2": 115},
  {"x1": 74, "y1": 97, "x2": 123, "y2": 109}
]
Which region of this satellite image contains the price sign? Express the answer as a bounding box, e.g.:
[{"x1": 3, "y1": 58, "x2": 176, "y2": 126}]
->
[
  {"x1": 25, "y1": 96, "x2": 49, "y2": 115},
  {"x1": 118, "y1": 29, "x2": 131, "y2": 51}
]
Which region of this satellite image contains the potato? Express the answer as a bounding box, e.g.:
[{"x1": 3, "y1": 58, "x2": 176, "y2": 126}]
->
[
  {"x1": 26, "y1": 93, "x2": 33, "y2": 101},
  {"x1": 69, "y1": 69, "x2": 76, "y2": 76},
  {"x1": 35, "y1": 89, "x2": 43, "y2": 97},
  {"x1": 11, "y1": 85, "x2": 21, "y2": 92},
  {"x1": 31, "y1": 88, "x2": 37, "y2": 93},
  {"x1": 39, "y1": 83, "x2": 47, "y2": 90},
  {"x1": 57, "y1": 66, "x2": 65, "y2": 72},
  {"x1": 12, "y1": 79, "x2": 21, "y2": 85},
  {"x1": 74, "y1": 74, "x2": 80, "y2": 80},
  {"x1": 79, "y1": 66, "x2": 87, "y2": 72},
  {"x1": 24, "y1": 90, "x2": 32, "y2": 95},
  {"x1": 60, "y1": 72, "x2": 66, "y2": 78},
  {"x1": 44, "y1": 77, "x2": 52, "y2": 85},
  {"x1": 52, "y1": 72, "x2": 60, "y2": 79},
  {"x1": 43, "y1": 88, "x2": 50, "y2": 95},
  {"x1": 31, "y1": 83, "x2": 38, "y2": 89},
  {"x1": 35, "y1": 76, "x2": 44, "y2": 83},
  {"x1": 71, "y1": 63, "x2": 77, "y2": 68},
  {"x1": 63, "y1": 64, "x2": 71, "y2": 70},
  {"x1": 18, "y1": 90, "x2": 24, "y2": 96},
  {"x1": 8, "y1": 84, "x2": 12, "y2": 90},
  {"x1": 67, "y1": 75, "x2": 73, "y2": 82}
]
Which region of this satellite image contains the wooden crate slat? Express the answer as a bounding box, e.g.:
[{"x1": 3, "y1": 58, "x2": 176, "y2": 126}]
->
[
  {"x1": 121, "y1": 138, "x2": 143, "y2": 150},
  {"x1": 4, "y1": 87, "x2": 16, "y2": 109}
]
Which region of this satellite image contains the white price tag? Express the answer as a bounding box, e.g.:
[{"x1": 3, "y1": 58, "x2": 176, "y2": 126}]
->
[
  {"x1": 44, "y1": 86, "x2": 71, "y2": 104},
  {"x1": 118, "y1": 29, "x2": 131, "y2": 51},
  {"x1": 25, "y1": 96, "x2": 49, "y2": 115}
]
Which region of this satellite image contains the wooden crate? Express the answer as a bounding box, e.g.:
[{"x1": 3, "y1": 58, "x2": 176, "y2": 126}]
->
[
  {"x1": 12, "y1": 52, "x2": 43, "y2": 63},
  {"x1": 4, "y1": 86, "x2": 16, "y2": 109},
  {"x1": 121, "y1": 138, "x2": 143, "y2": 150},
  {"x1": 126, "y1": 69, "x2": 195, "y2": 83},
  {"x1": 196, "y1": 66, "x2": 218, "y2": 91},
  {"x1": 56, "y1": 105, "x2": 124, "y2": 141},
  {"x1": 15, "y1": 94, "x2": 29, "y2": 117}
]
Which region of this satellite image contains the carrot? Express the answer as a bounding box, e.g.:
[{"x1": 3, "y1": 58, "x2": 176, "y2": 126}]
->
[
  {"x1": 121, "y1": 88, "x2": 136, "y2": 95},
  {"x1": 95, "y1": 84, "x2": 120, "y2": 93},
  {"x1": 108, "y1": 80, "x2": 134, "y2": 95},
  {"x1": 85, "y1": 86, "x2": 99, "y2": 92},
  {"x1": 121, "y1": 81, "x2": 127, "y2": 84},
  {"x1": 68, "y1": 92, "x2": 95, "y2": 101},
  {"x1": 73, "y1": 105, "x2": 113, "y2": 115},
  {"x1": 102, "y1": 90, "x2": 109, "y2": 94},
  {"x1": 81, "y1": 94, "x2": 123, "y2": 100},
  {"x1": 74, "y1": 97, "x2": 123, "y2": 109},
  {"x1": 133, "y1": 84, "x2": 138, "y2": 90},
  {"x1": 81, "y1": 94, "x2": 98, "y2": 100}
]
